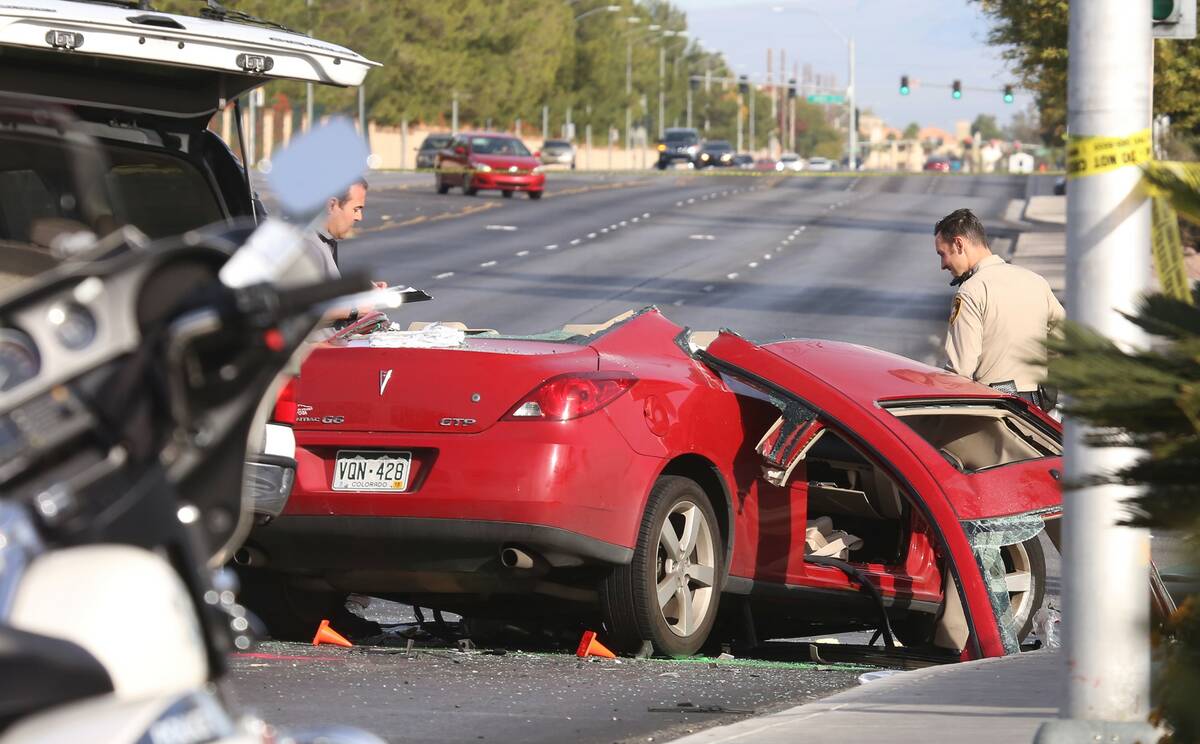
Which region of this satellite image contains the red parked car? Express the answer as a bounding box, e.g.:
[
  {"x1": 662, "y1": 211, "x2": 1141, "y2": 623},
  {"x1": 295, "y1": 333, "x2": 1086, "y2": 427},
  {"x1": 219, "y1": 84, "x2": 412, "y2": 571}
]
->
[
  {"x1": 434, "y1": 131, "x2": 545, "y2": 199},
  {"x1": 244, "y1": 309, "x2": 1061, "y2": 661}
]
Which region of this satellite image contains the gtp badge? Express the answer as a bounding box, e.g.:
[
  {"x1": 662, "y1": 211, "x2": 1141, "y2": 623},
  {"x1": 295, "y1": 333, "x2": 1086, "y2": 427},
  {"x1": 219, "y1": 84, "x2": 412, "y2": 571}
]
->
[{"x1": 379, "y1": 369, "x2": 393, "y2": 396}]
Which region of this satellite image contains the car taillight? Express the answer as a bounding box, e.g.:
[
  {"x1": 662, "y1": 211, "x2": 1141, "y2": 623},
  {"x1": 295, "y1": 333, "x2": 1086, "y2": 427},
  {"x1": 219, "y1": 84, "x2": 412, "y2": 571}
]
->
[
  {"x1": 272, "y1": 377, "x2": 297, "y2": 425},
  {"x1": 503, "y1": 372, "x2": 637, "y2": 422}
]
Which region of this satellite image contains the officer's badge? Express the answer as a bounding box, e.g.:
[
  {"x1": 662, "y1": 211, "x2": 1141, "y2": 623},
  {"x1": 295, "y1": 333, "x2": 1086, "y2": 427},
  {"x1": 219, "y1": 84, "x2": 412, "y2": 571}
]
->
[{"x1": 949, "y1": 296, "x2": 962, "y2": 324}]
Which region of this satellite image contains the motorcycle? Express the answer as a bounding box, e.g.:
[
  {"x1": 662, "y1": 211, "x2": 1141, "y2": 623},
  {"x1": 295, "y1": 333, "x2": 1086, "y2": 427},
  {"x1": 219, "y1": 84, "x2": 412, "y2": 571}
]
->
[{"x1": 0, "y1": 114, "x2": 387, "y2": 744}]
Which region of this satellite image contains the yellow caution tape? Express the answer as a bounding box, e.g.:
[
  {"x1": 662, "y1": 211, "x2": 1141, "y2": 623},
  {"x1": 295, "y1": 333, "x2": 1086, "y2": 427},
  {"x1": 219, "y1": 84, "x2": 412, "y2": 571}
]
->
[
  {"x1": 1066, "y1": 128, "x2": 1152, "y2": 180},
  {"x1": 1150, "y1": 196, "x2": 1193, "y2": 304}
]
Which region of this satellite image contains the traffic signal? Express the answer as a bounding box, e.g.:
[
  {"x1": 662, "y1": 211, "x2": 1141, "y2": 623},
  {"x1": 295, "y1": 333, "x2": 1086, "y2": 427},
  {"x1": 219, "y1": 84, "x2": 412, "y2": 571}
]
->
[
  {"x1": 1153, "y1": 0, "x2": 1196, "y2": 38},
  {"x1": 738, "y1": 75, "x2": 749, "y2": 95},
  {"x1": 787, "y1": 78, "x2": 797, "y2": 99},
  {"x1": 899, "y1": 75, "x2": 910, "y2": 96},
  {"x1": 951, "y1": 80, "x2": 962, "y2": 99},
  {"x1": 1003, "y1": 84, "x2": 1014, "y2": 104}
]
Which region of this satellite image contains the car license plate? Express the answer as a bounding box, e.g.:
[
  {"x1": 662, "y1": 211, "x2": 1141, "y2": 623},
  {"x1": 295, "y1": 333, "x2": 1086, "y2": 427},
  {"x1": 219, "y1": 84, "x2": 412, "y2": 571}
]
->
[{"x1": 332, "y1": 450, "x2": 412, "y2": 492}]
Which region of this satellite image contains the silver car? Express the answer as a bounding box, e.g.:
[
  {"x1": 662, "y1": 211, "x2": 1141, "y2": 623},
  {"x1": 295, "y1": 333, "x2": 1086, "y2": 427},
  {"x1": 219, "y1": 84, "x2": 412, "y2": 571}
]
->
[{"x1": 540, "y1": 139, "x2": 576, "y2": 169}]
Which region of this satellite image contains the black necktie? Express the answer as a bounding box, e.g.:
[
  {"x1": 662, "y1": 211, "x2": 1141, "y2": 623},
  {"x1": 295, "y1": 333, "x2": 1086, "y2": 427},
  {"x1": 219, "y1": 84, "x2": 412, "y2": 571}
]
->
[{"x1": 317, "y1": 233, "x2": 339, "y2": 267}]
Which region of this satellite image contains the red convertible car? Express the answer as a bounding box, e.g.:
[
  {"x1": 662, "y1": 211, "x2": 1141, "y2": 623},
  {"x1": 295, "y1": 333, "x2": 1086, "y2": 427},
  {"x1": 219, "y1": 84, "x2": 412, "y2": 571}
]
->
[{"x1": 243, "y1": 308, "x2": 1061, "y2": 661}]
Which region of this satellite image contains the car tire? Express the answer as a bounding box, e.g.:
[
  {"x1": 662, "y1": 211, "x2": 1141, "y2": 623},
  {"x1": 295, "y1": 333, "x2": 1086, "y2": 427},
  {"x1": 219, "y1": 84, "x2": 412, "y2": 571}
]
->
[
  {"x1": 601, "y1": 475, "x2": 723, "y2": 657},
  {"x1": 463, "y1": 174, "x2": 478, "y2": 196},
  {"x1": 570, "y1": 160, "x2": 576, "y2": 170},
  {"x1": 502, "y1": 190, "x2": 513, "y2": 199},
  {"x1": 435, "y1": 173, "x2": 450, "y2": 195},
  {"x1": 528, "y1": 191, "x2": 543, "y2": 200},
  {"x1": 1003, "y1": 534, "x2": 1046, "y2": 642}
]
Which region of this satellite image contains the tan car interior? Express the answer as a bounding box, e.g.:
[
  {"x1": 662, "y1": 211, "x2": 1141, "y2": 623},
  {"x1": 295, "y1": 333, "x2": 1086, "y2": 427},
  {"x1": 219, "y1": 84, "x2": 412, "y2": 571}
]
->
[{"x1": 888, "y1": 405, "x2": 1060, "y2": 472}]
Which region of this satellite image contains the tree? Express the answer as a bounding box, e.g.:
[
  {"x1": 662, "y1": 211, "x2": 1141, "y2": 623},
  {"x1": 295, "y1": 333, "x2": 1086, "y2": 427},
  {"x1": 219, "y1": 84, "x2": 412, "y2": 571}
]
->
[
  {"x1": 1003, "y1": 105, "x2": 1041, "y2": 144},
  {"x1": 970, "y1": 113, "x2": 1003, "y2": 141},
  {"x1": 973, "y1": 0, "x2": 1200, "y2": 144},
  {"x1": 903, "y1": 122, "x2": 920, "y2": 140},
  {"x1": 1047, "y1": 161, "x2": 1200, "y2": 743}
]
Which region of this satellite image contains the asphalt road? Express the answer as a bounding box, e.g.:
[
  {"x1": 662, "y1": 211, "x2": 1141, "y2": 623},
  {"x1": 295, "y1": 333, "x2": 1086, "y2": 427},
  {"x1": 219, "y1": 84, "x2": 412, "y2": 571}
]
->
[{"x1": 229, "y1": 170, "x2": 1058, "y2": 744}]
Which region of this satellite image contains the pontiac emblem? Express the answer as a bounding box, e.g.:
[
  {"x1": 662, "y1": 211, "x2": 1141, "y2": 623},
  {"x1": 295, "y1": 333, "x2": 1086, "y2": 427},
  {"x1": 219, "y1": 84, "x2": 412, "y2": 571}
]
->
[{"x1": 379, "y1": 369, "x2": 393, "y2": 396}]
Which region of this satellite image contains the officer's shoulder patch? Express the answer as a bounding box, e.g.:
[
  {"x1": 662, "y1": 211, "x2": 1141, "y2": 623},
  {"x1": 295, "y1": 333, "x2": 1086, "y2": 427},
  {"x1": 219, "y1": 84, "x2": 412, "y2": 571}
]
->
[{"x1": 949, "y1": 295, "x2": 962, "y2": 324}]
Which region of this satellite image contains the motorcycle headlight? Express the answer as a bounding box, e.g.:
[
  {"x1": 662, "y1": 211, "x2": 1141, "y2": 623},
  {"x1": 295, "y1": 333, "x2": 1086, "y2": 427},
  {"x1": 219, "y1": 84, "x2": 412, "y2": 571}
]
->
[
  {"x1": 701, "y1": 153, "x2": 710, "y2": 161},
  {"x1": 474, "y1": 163, "x2": 492, "y2": 172}
]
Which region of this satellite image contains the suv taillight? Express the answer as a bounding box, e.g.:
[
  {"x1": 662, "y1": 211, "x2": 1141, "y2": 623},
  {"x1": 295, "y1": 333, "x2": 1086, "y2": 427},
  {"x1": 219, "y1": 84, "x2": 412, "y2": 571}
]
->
[
  {"x1": 272, "y1": 377, "x2": 297, "y2": 425},
  {"x1": 503, "y1": 372, "x2": 637, "y2": 422}
]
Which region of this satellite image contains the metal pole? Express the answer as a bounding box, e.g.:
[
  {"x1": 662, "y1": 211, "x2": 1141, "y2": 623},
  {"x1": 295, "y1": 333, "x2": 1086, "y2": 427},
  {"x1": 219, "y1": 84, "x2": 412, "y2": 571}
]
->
[
  {"x1": 401, "y1": 118, "x2": 408, "y2": 169},
  {"x1": 736, "y1": 93, "x2": 743, "y2": 153},
  {"x1": 566, "y1": 106, "x2": 572, "y2": 140},
  {"x1": 790, "y1": 96, "x2": 796, "y2": 152},
  {"x1": 749, "y1": 86, "x2": 755, "y2": 154},
  {"x1": 848, "y1": 37, "x2": 857, "y2": 170},
  {"x1": 625, "y1": 107, "x2": 631, "y2": 157},
  {"x1": 542, "y1": 105, "x2": 549, "y2": 142},
  {"x1": 305, "y1": 0, "x2": 313, "y2": 132},
  {"x1": 451, "y1": 91, "x2": 459, "y2": 135},
  {"x1": 585, "y1": 123, "x2": 592, "y2": 169},
  {"x1": 1059, "y1": 0, "x2": 1152, "y2": 724},
  {"x1": 686, "y1": 85, "x2": 693, "y2": 129},
  {"x1": 357, "y1": 85, "x2": 367, "y2": 143},
  {"x1": 515, "y1": 117, "x2": 521, "y2": 136},
  {"x1": 658, "y1": 45, "x2": 665, "y2": 138}
]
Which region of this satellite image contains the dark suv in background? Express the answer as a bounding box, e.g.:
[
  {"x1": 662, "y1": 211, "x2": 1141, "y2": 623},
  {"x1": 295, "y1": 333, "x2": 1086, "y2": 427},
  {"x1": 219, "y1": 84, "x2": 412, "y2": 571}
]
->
[{"x1": 656, "y1": 127, "x2": 701, "y2": 169}]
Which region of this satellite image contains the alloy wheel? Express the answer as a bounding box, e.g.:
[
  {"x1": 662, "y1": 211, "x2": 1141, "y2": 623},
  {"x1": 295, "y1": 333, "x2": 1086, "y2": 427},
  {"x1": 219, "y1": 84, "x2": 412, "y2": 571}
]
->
[{"x1": 655, "y1": 500, "x2": 717, "y2": 638}]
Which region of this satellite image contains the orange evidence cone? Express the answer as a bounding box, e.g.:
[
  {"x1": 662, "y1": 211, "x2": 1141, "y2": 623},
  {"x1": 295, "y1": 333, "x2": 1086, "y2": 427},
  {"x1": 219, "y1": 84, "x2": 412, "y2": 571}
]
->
[
  {"x1": 312, "y1": 619, "x2": 353, "y2": 648},
  {"x1": 575, "y1": 630, "x2": 616, "y2": 659}
]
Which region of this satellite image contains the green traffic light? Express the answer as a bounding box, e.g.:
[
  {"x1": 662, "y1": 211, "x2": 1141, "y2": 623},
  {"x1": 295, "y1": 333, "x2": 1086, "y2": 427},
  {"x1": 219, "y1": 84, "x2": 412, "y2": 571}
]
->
[
  {"x1": 952, "y1": 90, "x2": 961, "y2": 100},
  {"x1": 1153, "y1": 0, "x2": 1177, "y2": 22},
  {"x1": 900, "y1": 86, "x2": 910, "y2": 95},
  {"x1": 1003, "y1": 93, "x2": 1014, "y2": 103}
]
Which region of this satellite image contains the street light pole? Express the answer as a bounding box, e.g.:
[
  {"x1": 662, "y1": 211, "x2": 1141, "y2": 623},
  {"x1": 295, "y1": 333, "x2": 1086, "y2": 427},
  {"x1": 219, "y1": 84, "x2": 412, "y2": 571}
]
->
[
  {"x1": 848, "y1": 36, "x2": 857, "y2": 170},
  {"x1": 658, "y1": 44, "x2": 665, "y2": 138},
  {"x1": 1059, "y1": 0, "x2": 1152, "y2": 726}
]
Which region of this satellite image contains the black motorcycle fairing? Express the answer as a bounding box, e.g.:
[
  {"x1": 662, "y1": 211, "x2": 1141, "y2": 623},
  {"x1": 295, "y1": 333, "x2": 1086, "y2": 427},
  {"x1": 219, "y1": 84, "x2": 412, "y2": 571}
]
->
[{"x1": 0, "y1": 624, "x2": 114, "y2": 731}]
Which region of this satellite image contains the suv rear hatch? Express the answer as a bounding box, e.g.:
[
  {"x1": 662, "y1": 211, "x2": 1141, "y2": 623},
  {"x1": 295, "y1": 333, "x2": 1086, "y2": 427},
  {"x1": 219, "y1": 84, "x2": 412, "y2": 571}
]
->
[
  {"x1": 0, "y1": 1, "x2": 377, "y2": 125},
  {"x1": 293, "y1": 337, "x2": 600, "y2": 435}
]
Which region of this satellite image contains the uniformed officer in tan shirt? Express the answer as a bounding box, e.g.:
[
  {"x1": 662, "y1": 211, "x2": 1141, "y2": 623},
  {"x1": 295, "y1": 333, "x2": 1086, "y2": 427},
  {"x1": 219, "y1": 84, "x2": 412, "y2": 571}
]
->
[{"x1": 934, "y1": 208, "x2": 1065, "y2": 410}]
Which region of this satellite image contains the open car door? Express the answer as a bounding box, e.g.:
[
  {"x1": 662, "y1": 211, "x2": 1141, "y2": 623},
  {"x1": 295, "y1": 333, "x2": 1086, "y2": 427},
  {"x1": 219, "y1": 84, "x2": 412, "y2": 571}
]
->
[{"x1": 697, "y1": 329, "x2": 1009, "y2": 662}]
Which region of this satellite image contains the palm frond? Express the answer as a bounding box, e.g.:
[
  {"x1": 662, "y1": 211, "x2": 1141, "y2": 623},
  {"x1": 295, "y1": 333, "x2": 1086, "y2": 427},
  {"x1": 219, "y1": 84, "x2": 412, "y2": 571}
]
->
[{"x1": 1142, "y1": 161, "x2": 1200, "y2": 225}]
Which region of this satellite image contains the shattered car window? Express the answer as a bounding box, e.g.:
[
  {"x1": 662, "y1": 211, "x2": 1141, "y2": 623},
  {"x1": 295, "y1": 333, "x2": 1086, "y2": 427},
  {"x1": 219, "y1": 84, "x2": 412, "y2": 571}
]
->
[{"x1": 961, "y1": 513, "x2": 1047, "y2": 654}]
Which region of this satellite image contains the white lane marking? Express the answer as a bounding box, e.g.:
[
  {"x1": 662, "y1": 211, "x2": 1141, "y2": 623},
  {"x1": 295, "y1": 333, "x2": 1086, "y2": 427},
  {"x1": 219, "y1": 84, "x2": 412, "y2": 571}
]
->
[
  {"x1": 545, "y1": 244, "x2": 559, "y2": 250},
  {"x1": 569, "y1": 238, "x2": 582, "y2": 245},
  {"x1": 798, "y1": 226, "x2": 806, "y2": 231},
  {"x1": 600, "y1": 228, "x2": 609, "y2": 234},
  {"x1": 610, "y1": 224, "x2": 618, "y2": 230},
  {"x1": 672, "y1": 299, "x2": 686, "y2": 307},
  {"x1": 642, "y1": 212, "x2": 651, "y2": 218},
  {"x1": 721, "y1": 190, "x2": 728, "y2": 196},
  {"x1": 703, "y1": 284, "x2": 715, "y2": 292},
  {"x1": 631, "y1": 217, "x2": 640, "y2": 223},
  {"x1": 434, "y1": 271, "x2": 455, "y2": 279},
  {"x1": 619, "y1": 220, "x2": 628, "y2": 226},
  {"x1": 687, "y1": 198, "x2": 696, "y2": 204},
  {"x1": 485, "y1": 224, "x2": 518, "y2": 231},
  {"x1": 587, "y1": 232, "x2": 597, "y2": 239},
  {"x1": 689, "y1": 234, "x2": 716, "y2": 241},
  {"x1": 676, "y1": 201, "x2": 684, "y2": 207},
  {"x1": 701, "y1": 195, "x2": 709, "y2": 201},
  {"x1": 748, "y1": 261, "x2": 759, "y2": 268},
  {"x1": 726, "y1": 272, "x2": 740, "y2": 280},
  {"x1": 763, "y1": 254, "x2": 772, "y2": 260},
  {"x1": 381, "y1": 215, "x2": 392, "y2": 221},
  {"x1": 516, "y1": 250, "x2": 530, "y2": 256},
  {"x1": 479, "y1": 260, "x2": 497, "y2": 268}
]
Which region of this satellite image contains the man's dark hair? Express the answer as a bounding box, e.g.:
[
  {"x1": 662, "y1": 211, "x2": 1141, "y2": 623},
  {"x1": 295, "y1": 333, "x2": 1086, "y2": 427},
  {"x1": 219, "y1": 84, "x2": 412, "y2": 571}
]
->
[
  {"x1": 335, "y1": 177, "x2": 369, "y2": 206},
  {"x1": 934, "y1": 208, "x2": 989, "y2": 248}
]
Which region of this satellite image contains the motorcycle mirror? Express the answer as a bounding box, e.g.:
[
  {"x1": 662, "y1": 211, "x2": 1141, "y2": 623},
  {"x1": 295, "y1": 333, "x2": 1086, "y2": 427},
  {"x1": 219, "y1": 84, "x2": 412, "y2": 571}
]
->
[{"x1": 265, "y1": 117, "x2": 370, "y2": 221}]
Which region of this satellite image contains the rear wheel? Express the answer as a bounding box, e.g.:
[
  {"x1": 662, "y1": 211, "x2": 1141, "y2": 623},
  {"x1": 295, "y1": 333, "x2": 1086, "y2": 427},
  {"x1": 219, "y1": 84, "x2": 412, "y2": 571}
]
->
[
  {"x1": 528, "y1": 190, "x2": 543, "y2": 200},
  {"x1": 1003, "y1": 535, "x2": 1046, "y2": 641},
  {"x1": 463, "y1": 174, "x2": 478, "y2": 196},
  {"x1": 602, "y1": 476, "x2": 723, "y2": 657}
]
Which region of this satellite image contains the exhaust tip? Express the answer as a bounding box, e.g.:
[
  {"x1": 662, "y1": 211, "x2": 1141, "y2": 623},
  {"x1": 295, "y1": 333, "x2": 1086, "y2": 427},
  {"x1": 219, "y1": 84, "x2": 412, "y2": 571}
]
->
[{"x1": 500, "y1": 546, "x2": 535, "y2": 570}]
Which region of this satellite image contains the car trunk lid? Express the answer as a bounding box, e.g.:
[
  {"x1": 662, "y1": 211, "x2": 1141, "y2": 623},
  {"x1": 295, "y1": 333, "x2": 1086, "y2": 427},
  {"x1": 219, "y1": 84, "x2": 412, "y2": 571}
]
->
[{"x1": 293, "y1": 337, "x2": 599, "y2": 434}]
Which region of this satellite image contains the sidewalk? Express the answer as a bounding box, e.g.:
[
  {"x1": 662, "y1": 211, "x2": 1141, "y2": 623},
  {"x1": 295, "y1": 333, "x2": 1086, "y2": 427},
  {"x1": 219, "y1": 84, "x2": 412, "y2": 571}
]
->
[{"x1": 670, "y1": 650, "x2": 1062, "y2": 744}]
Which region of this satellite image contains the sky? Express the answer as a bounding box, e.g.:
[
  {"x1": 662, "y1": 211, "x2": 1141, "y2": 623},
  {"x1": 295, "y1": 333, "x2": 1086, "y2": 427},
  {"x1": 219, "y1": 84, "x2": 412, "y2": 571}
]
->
[{"x1": 673, "y1": 0, "x2": 1030, "y2": 134}]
